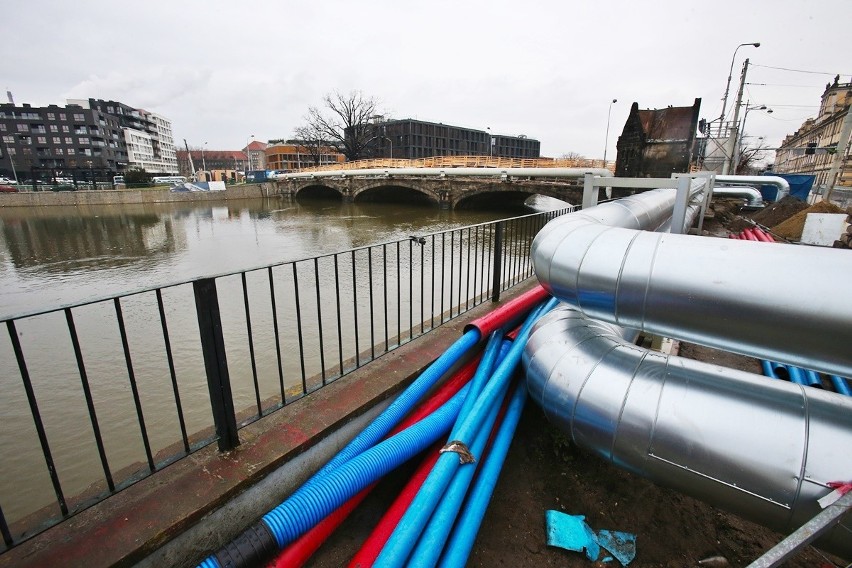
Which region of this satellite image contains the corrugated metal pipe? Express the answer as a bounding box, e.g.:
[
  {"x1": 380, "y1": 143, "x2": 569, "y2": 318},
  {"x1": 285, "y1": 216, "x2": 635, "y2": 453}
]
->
[
  {"x1": 524, "y1": 187, "x2": 852, "y2": 559},
  {"x1": 523, "y1": 307, "x2": 852, "y2": 559},
  {"x1": 713, "y1": 185, "x2": 765, "y2": 207},
  {"x1": 714, "y1": 175, "x2": 790, "y2": 200},
  {"x1": 530, "y1": 188, "x2": 852, "y2": 377}
]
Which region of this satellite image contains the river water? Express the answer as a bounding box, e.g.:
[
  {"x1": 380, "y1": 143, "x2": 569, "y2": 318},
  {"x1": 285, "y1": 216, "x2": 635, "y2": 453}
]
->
[{"x1": 0, "y1": 195, "x2": 555, "y2": 534}]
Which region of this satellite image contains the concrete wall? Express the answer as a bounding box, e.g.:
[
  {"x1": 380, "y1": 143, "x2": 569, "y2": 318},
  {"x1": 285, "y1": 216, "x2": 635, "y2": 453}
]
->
[{"x1": 0, "y1": 183, "x2": 273, "y2": 208}]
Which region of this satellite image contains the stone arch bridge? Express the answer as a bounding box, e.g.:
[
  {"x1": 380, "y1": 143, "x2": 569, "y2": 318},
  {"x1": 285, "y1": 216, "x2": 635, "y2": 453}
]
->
[{"x1": 274, "y1": 171, "x2": 628, "y2": 209}]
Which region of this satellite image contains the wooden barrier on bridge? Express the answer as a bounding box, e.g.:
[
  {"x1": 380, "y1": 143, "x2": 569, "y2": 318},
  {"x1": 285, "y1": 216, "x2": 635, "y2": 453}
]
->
[{"x1": 293, "y1": 155, "x2": 615, "y2": 174}]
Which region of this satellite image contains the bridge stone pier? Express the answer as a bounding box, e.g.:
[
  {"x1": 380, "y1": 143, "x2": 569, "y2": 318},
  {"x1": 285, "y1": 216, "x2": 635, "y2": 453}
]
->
[{"x1": 275, "y1": 174, "x2": 628, "y2": 209}]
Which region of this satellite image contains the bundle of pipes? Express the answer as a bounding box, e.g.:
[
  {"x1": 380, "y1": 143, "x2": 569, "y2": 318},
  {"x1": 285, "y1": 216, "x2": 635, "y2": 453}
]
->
[
  {"x1": 196, "y1": 287, "x2": 553, "y2": 568},
  {"x1": 761, "y1": 361, "x2": 852, "y2": 396},
  {"x1": 524, "y1": 185, "x2": 852, "y2": 559},
  {"x1": 729, "y1": 226, "x2": 775, "y2": 242}
]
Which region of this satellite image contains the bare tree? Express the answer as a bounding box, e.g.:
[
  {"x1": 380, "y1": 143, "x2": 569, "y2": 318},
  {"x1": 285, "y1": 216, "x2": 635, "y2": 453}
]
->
[
  {"x1": 560, "y1": 151, "x2": 585, "y2": 160},
  {"x1": 303, "y1": 91, "x2": 379, "y2": 161},
  {"x1": 292, "y1": 124, "x2": 328, "y2": 167},
  {"x1": 736, "y1": 137, "x2": 772, "y2": 175}
]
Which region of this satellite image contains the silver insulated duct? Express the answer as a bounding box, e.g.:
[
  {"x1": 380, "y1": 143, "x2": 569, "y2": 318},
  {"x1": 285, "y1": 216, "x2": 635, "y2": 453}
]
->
[{"x1": 524, "y1": 188, "x2": 852, "y2": 558}]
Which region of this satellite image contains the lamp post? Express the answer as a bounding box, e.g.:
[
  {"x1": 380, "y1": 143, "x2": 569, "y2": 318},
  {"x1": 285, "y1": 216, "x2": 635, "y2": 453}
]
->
[
  {"x1": 732, "y1": 102, "x2": 772, "y2": 173},
  {"x1": 382, "y1": 127, "x2": 393, "y2": 159},
  {"x1": 487, "y1": 127, "x2": 492, "y2": 158},
  {"x1": 719, "y1": 42, "x2": 760, "y2": 135},
  {"x1": 603, "y1": 98, "x2": 618, "y2": 165},
  {"x1": 245, "y1": 135, "x2": 254, "y2": 174}
]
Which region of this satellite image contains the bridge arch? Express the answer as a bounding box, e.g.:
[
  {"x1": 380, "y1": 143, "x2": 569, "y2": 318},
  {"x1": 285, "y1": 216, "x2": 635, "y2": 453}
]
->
[
  {"x1": 352, "y1": 181, "x2": 441, "y2": 206},
  {"x1": 294, "y1": 182, "x2": 345, "y2": 201},
  {"x1": 454, "y1": 189, "x2": 535, "y2": 210}
]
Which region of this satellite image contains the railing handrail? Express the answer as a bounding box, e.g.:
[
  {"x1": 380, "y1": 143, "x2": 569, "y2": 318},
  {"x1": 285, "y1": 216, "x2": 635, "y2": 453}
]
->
[
  {"x1": 290, "y1": 155, "x2": 615, "y2": 174},
  {"x1": 0, "y1": 208, "x2": 572, "y2": 324}
]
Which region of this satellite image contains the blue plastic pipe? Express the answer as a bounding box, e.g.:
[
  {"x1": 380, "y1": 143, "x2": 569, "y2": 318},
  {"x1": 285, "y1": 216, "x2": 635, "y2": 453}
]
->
[
  {"x1": 408, "y1": 339, "x2": 513, "y2": 568},
  {"x1": 437, "y1": 378, "x2": 529, "y2": 568},
  {"x1": 761, "y1": 360, "x2": 780, "y2": 380},
  {"x1": 830, "y1": 375, "x2": 852, "y2": 396},
  {"x1": 195, "y1": 385, "x2": 471, "y2": 568},
  {"x1": 261, "y1": 381, "x2": 470, "y2": 548},
  {"x1": 452, "y1": 331, "x2": 504, "y2": 436},
  {"x1": 306, "y1": 329, "x2": 480, "y2": 485},
  {"x1": 803, "y1": 369, "x2": 823, "y2": 388},
  {"x1": 374, "y1": 298, "x2": 556, "y2": 567}
]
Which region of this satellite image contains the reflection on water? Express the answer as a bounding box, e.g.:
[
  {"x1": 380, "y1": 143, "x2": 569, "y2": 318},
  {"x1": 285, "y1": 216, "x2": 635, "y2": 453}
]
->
[
  {"x1": 0, "y1": 198, "x2": 530, "y2": 315},
  {"x1": 0, "y1": 195, "x2": 560, "y2": 535}
]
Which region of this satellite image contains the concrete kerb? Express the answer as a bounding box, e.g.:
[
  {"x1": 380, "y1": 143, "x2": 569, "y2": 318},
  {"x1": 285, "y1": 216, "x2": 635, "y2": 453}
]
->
[
  {"x1": 0, "y1": 184, "x2": 273, "y2": 207},
  {"x1": 0, "y1": 280, "x2": 540, "y2": 568}
]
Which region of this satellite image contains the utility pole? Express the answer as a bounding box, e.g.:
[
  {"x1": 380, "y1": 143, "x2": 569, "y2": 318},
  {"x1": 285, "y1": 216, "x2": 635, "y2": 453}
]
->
[
  {"x1": 722, "y1": 58, "x2": 750, "y2": 175},
  {"x1": 824, "y1": 108, "x2": 852, "y2": 203}
]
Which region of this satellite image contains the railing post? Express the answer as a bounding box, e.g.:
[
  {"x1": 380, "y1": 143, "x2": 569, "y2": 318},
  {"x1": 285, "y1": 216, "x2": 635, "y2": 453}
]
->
[
  {"x1": 491, "y1": 221, "x2": 504, "y2": 302},
  {"x1": 193, "y1": 277, "x2": 240, "y2": 452}
]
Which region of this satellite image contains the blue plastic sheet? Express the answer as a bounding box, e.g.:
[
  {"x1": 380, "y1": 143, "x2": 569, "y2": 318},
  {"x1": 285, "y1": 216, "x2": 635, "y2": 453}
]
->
[{"x1": 545, "y1": 510, "x2": 636, "y2": 566}]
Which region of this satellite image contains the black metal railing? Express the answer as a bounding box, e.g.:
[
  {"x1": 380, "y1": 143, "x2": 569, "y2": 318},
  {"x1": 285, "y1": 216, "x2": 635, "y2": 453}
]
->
[{"x1": 0, "y1": 207, "x2": 571, "y2": 551}]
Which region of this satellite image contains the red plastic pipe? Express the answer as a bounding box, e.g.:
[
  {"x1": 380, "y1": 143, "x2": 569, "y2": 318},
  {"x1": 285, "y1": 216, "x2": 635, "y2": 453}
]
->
[
  {"x1": 753, "y1": 228, "x2": 775, "y2": 243},
  {"x1": 347, "y1": 443, "x2": 442, "y2": 568},
  {"x1": 465, "y1": 285, "x2": 549, "y2": 338},
  {"x1": 349, "y1": 373, "x2": 517, "y2": 568},
  {"x1": 271, "y1": 355, "x2": 482, "y2": 568}
]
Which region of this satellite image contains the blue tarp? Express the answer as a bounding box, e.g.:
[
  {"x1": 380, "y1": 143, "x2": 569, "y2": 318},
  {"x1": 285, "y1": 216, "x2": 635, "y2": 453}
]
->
[{"x1": 760, "y1": 173, "x2": 815, "y2": 202}]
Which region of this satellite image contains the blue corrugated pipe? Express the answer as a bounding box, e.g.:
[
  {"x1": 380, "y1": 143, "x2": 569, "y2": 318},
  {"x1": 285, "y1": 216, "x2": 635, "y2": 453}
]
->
[
  {"x1": 802, "y1": 369, "x2": 823, "y2": 388},
  {"x1": 374, "y1": 297, "x2": 556, "y2": 567},
  {"x1": 196, "y1": 382, "x2": 471, "y2": 568},
  {"x1": 408, "y1": 339, "x2": 513, "y2": 568},
  {"x1": 306, "y1": 328, "x2": 481, "y2": 485},
  {"x1": 437, "y1": 378, "x2": 529, "y2": 568},
  {"x1": 761, "y1": 360, "x2": 780, "y2": 379},
  {"x1": 830, "y1": 375, "x2": 851, "y2": 396}
]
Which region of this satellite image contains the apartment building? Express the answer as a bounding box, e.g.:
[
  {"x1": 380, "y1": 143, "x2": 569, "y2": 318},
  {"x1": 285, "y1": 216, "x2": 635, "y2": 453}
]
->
[
  {"x1": 0, "y1": 98, "x2": 178, "y2": 182},
  {"x1": 78, "y1": 99, "x2": 179, "y2": 174},
  {"x1": 0, "y1": 102, "x2": 127, "y2": 181},
  {"x1": 772, "y1": 77, "x2": 851, "y2": 189}
]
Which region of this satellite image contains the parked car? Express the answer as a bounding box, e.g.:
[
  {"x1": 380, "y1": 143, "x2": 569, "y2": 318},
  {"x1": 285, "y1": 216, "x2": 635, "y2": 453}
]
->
[
  {"x1": 0, "y1": 176, "x2": 17, "y2": 185},
  {"x1": 0, "y1": 184, "x2": 19, "y2": 193}
]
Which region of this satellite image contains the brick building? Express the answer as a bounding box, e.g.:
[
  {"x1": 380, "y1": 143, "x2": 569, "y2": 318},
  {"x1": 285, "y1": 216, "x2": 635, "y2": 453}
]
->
[{"x1": 615, "y1": 99, "x2": 702, "y2": 178}]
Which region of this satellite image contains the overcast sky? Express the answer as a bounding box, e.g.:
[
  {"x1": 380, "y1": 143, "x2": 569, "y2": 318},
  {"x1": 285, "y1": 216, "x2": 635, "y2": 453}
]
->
[{"x1": 3, "y1": 0, "x2": 850, "y2": 161}]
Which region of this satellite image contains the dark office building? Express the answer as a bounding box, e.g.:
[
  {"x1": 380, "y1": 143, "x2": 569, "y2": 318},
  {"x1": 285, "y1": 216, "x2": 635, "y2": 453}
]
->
[
  {"x1": 0, "y1": 102, "x2": 127, "y2": 182},
  {"x1": 366, "y1": 119, "x2": 540, "y2": 160}
]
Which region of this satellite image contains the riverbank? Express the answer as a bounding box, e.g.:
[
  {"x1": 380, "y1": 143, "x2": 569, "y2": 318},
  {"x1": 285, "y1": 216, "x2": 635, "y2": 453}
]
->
[{"x1": 0, "y1": 183, "x2": 275, "y2": 207}]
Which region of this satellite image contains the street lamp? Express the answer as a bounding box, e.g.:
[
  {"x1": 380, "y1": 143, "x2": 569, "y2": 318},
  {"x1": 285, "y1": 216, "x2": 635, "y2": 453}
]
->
[
  {"x1": 603, "y1": 98, "x2": 618, "y2": 165},
  {"x1": 719, "y1": 42, "x2": 760, "y2": 134},
  {"x1": 487, "y1": 127, "x2": 492, "y2": 158},
  {"x1": 382, "y1": 127, "x2": 393, "y2": 159},
  {"x1": 245, "y1": 135, "x2": 254, "y2": 174},
  {"x1": 732, "y1": 102, "x2": 772, "y2": 173}
]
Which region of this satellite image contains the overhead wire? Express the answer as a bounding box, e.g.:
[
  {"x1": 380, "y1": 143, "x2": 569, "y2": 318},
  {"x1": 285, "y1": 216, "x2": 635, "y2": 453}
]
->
[{"x1": 751, "y1": 63, "x2": 852, "y2": 76}]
